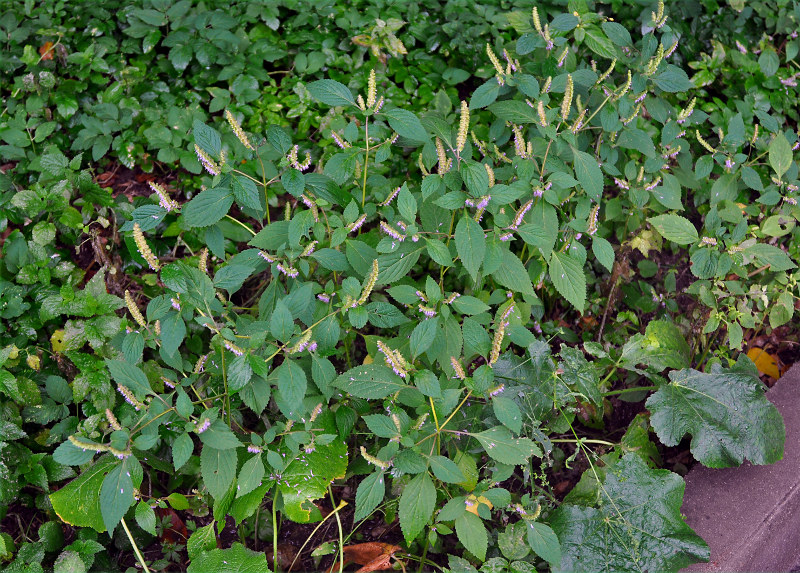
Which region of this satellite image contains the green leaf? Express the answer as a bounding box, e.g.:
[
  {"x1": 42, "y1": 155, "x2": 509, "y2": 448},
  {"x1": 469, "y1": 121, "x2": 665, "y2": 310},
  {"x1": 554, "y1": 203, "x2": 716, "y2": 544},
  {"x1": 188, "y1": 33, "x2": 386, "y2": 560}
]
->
[
  {"x1": 159, "y1": 312, "x2": 185, "y2": 357},
  {"x1": 354, "y1": 471, "x2": 386, "y2": 522},
  {"x1": 167, "y1": 492, "x2": 190, "y2": 511},
  {"x1": 270, "y1": 301, "x2": 294, "y2": 343},
  {"x1": 426, "y1": 238, "x2": 453, "y2": 266},
  {"x1": 616, "y1": 128, "x2": 656, "y2": 158},
  {"x1": 560, "y1": 345, "x2": 602, "y2": 406},
  {"x1": 282, "y1": 169, "x2": 305, "y2": 197},
  {"x1": 549, "y1": 252, "x2": 586, "y2": 313},
  {"x1": 469, "y1": 79, "x2": 501, "y2": 109},
  {"x1": 275, "y1": 359, "x2": 307, "y2": 418},
  {"x1": 572, "y1": 147, "x2": 604, "y2": 201},
  {"x1": 384, "y1": 108, "x2": 429, "y2": 143},
  {"x1": 492, "y1": 249, "x2": 535, "y2": 297},
  {"x1": 333, "y1": 364, "x2": 408, "y2": 399},
  {"x1": 307, "y1": 79, "x2": 355, "y2": 107},
  {"x1": 646, "y1": 365, "x2": 785, "y2": 467},
  {"x1": 187, "y1": 523, "x2": 217, "y2": 561},
  {"x1": 410, "y1": 316, "x2": 440, "y2": 358},
  {"x1": 620, "y1": 319, "x2": 691, "y2": 372},
  {"x1": 455, "y1": 216, "x2": 485, "y2": 281},
  {"x1": 527, "y1": 522, "x2": 561, "y2": 567},
  {"x1": 653, "y1": 65, "x2": 692, "y2": 92},
  {"x1": 455, "y1": 511, "x2": 488, "y2": 561},
  {"x1": 399, "y1": 473, "x2": 436, "y2": 545},
  {"x1": 183, "y1": 188, "x2": 234, "y2": 228},
  {"x1": 469, "y1": 427, "x2": 540, "y2": 465},
  {"x1": 647, "y1": 214, "x2": 699, "y2": 245},
  {"x1": 99, "y1": 457, "x2": 136, "y2": 535},
  {"x1": 601, "y1": 21, "x2": 632, "y2": 46},
  {"x1": 591, "y1": 237, "x2": 614, "y2": 272},
  {"x1": 193, "y1": 121, "x2": 221, "y2": 156},
  {"x1": 758, "y1": 48, "x2": 779, "y2": 77},
  {"x1": 768, "y1": 132, "x2": 793, "y2": 178},
  {"x1": 201, "y1": 447, "x2": 237, "y2": 500},
  {"x1": 199, "y1": 420, "x2": 242, "y2": 450},
  {"x1": 550, "y1": 454, "x2": 708, "y2": 572},
  {"x1": 232, "y1": 175, "x2": 261, "y2": 211},
  {"x1": 488, "y1": 100, "x2": 539, "y2": 124},
  {"x1": 278, "y1": 439, "x2": 348, "y2": 522},
  {"x1": 460, "y1": 160, "x2": 489, "y2": 196},
  {"x1": 104, "y1": 359, "x2": 150, "y2": 399},
  {"x1": 186, "y1": 543, "x2": 270, "y2": 573},
  {"x1": 429, "y1": 455, "x2": 466, "y2": 483},
  {"x1": 135, "y1": 501, "x2": 157, "y2": 535},
  {"x1": 584, "y1": 26, "x2": 616, "y2": 59},
  {"x1": 236, "y1": 455, "x2": 265, "y2": 499},
  {"x1": 50, "y1": 456, "x2": 119, "y2": 532},
  {"x1": 172, "y1": 432, "x2": 194, "y2": 470},
  {"x1": 493, "y1": 396, "x2": 522, "y2": 434}
]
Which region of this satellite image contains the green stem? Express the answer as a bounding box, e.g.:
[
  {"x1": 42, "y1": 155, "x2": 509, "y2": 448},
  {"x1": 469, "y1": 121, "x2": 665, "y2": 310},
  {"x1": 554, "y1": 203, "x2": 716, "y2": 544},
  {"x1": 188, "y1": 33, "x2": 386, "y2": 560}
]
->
[
  {"x1": 273, "y1": 490, "x2": 279, "y2": 573},
  {"x1": 329, "y1": 487, "x2": 345, "y2": 573},
  {"x1": 224, "y1": 214, "x2": 256, "y2": 236},
  {"x1": 121, "y1": 517, "x2": 151, "y2": 573},
  {"x1": 287, "y1": 497, "x2": 348, "y2": 573},
  {"x1": 551, "y1": 438, "x2": 617, "y2": 447},
  {"x1": 602, "y1": 385, "x2": 658, "y2": 397}
]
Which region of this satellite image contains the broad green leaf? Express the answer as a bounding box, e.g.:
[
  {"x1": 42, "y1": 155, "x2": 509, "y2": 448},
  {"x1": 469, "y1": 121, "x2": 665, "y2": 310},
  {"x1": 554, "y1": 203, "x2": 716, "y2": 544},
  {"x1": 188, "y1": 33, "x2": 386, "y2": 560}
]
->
[
  {"x1": 278, "y1": 439, "x2": 347, "y2": 522},
  {"x1": 332, "y1": 364, "x2": 408, "y2": 399},
  {"x1": 560, "y1": 345, "x2": 601, "y2": 406},
  {"x1": 183, "y1": 188, "x2": 234, "y2": 228},
  {"x1": 410, "y1": 316, "x2": 440, "y2": 358},
  {"x1": 167, "y1": 492, "x2": 190, "y2": 510},
  {"x1": 135, "y1": 501, "x2": 156, "y2": 535},
  {"x1": 213, "y1": 264, "x2": 253, "y2": 294},
  {"x1": 186, "y1": 543, "x2": 270, "y2": 573},
  {"x1": 493, "y1": 396, "x2": 522, "y2": 434},
  {"x1": 759, "y1": 48, "x2": 779, "y2": 77},
  {"x1": 549, "y1": 252, "x2": 586, "y2": 312},
  {"x1": 232, "y1": 175, "x2": 261, "y2": 211},
  {"x1": 193, "y1": 121, "x2": 221, "y2": 156},
  {"x1": 592, "y1": 237, "x2": 614, "y2": 272},
  {"x1": 647, "y1": 214, "x2": 699, "y2": 245},
  {"x1": 461, "y1": 160, "x2": 489, "y2": 196},
  {"x1": 646, "y1": 365, "x2": 785, "y2": 467},
  {"x1": 426, "y1": 238, "x2": 453, "y2": 266},
  {"x1": 50, "y1": 456, "x2": 119, "y2": 532},
  {"x1": 550, "y1": 454, "x2": 708, "y2": 572},
  {"x1": 492, "y1": 249, "x2": 535, "y2": 296},
  {"x1": 653, "y1": 65, "x2": 692, "y2": 92},
  {"x1": 601, "y1": 21, "x2": 632, "y2": 46},
  {"x1": 620, "y1": 319, "x2": 691, "y2": 372},
  {"x1": 104, "y1": 359, "x2": 150, "y2": 399},
  {"x1": 275, "y1": 359, "x2": 307, "y2": 418},
  {"x1": 201, "y1": 447, "x2": 237, "y2": 500},
  {"x1": 429, "y1": 455, "x2": 466, "y2": 483},
  {"x1": 616, "y1": 128, "x2": 656, "y2": 158},
  {"x1": 270, "y1": 301, "x2": 294, "y2": 343},
  {"x1": 172, "y1": 432, "x2": 194, "y2": 470},
  {"x1": 236, "y1": 455, "x2": 265, "y2": 499},
  {"x1": 527, "y1": 522, "x2": 561, "y2": 567},
  {"x1": 469, "y1": 79, "x2": 501, "y2": 109},
  {"x1": 399, "y1": 473, "x2": 436, "y2": 544},
  {"x1": 199, "y1": 420, "x2": 242, "y2": 450},
  {"x1": 469, "y1": 427, "x2": 540, "y2": 465},
  {"x1": 187, "y1": 523, "x2": 217, "y2": 561},
  {"x1": 354, "y1": 471, "x2": 386, "y2": 521},
  {"x1": 488, "y1": 100, "x2": 539, "y2": 124},
  {"x1": 455, "y1": 511, "x2": 488, "y2": 561},
  {"x1": 159, "y1": 311, "x2": 185, "y2": 357},
  {"x1": 572, "y1": 147, "x2": 603, "y2": 201},
  {"x1": 384, "y1": 108, "x2": 428, "y2": 142},
  {"x1": 744, "y1": 243, "x2": 797, "y2": 271},
  {"x1": 584, "y1": 25, "x2": 616, "y2": 59},
  {"x1": 455, "y1": 216, "x2": 485, "y2": 281},
  {"x1": 307, "y1": 79, "x2": 355, "y2": 107},
  {"x1": 377, "y1": 245, "x2": 424, "y2": 285},
  {"x1": 100, "y1": 457, "x2": 137, "y2": 535}
]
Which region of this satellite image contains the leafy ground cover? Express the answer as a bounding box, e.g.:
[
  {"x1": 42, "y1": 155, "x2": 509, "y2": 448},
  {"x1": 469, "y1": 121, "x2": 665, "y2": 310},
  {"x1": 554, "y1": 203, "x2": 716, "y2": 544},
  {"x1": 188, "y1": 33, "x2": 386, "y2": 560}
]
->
[{"x1": 1, "y1": 0, "x2": 800, "y2": 571}]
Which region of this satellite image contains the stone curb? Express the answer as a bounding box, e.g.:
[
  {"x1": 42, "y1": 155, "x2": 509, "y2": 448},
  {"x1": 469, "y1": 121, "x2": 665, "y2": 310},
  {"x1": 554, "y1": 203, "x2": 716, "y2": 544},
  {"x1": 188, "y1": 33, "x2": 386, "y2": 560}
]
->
[{"x1": 680, "y1": 362, "x2": 800, "y2": 572}]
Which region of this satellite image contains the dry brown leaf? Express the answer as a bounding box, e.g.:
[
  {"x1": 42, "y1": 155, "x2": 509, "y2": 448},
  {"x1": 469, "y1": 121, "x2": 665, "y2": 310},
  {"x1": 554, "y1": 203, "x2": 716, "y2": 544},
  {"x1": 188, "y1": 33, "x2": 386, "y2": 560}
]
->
[
  {"x1": 39, "y1": 41, "x2": 54, "y2": 60},
  {"x1": 329, "y1": 542, "x2": 401, "y2": 573}
]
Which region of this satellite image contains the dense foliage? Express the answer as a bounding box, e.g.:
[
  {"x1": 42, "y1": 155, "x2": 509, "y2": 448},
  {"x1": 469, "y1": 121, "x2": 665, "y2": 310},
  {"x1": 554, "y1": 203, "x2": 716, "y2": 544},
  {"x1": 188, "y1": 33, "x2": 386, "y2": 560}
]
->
[{"x1": 1, "y1": 0, "x2": 799, "y2": 571}]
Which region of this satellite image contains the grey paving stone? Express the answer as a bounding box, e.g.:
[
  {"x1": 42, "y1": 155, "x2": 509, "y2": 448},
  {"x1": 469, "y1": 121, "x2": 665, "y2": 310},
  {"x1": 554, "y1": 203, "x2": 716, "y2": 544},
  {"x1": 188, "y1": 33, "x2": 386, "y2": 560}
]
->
[{"x1": 680, "y1": 362, "x2": 800, "y2": 572}]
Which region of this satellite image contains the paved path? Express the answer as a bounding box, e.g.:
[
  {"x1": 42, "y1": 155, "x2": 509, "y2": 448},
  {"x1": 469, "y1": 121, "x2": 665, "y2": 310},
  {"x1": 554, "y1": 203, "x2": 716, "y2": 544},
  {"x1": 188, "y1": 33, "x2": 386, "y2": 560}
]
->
[{"x1": 681, "y1": 363, "x2": 800, "y2": 572}]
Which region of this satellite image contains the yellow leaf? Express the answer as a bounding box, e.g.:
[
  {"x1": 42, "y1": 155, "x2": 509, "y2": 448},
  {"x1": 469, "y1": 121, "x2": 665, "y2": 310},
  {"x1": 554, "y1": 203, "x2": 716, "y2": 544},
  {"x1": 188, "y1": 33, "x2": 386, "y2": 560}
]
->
[
  {"x1": 363, "y1": 354, "x2": 373, "y2": 365},
  {"x1": 747, "y1": 348, "x2": 781, "y2": 379},
  {"x1": 51, "y1": 330, "x2": 66, "y2": 353},
  {"x1": 465, "y1": 494, "x2": 492, "y2": 516}
]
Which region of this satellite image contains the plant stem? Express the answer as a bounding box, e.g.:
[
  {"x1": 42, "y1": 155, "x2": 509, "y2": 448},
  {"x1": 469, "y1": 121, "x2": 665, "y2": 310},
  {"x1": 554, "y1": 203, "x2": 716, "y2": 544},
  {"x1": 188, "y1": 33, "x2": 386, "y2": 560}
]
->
[
  {"x1": 273, "y1": 491, "x2": 279, "y2": 573},
  {"x1": 329, "y1": 487, "x2": 345, "y2": 573},
  {"x1": 121, "y1": 517, "x2": 151, "y2": 573},
  {"x1": 362, "y1": 120, "x2": 369, "y2": 207},
  {"x1": 287, "y1": 498, "x2": 348, "y2": 573},
  {"x1": 551, "y1": 438, "x2": 617, "y2": 447},
  {"x1": 224, "y1": 214, "x2": 256, "y2": 236}
]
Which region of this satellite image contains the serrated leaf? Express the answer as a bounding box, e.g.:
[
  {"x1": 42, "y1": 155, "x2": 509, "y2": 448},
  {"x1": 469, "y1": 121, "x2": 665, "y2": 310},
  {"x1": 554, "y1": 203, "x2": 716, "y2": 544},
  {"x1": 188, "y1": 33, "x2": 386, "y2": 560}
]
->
[
  {"x1": 455, "y1": 216, "x2": 485, "y2": 281},
  {"x1": 193, "y1": 121, "x2": 221, "y2": 156},
  {"x1": 744, "y1": 243, "x2": 797, "y2": 271},
  {"x1": 469, "y1": 79, "x2": 501, "y2": 109},
  {"x1": 278, "y1": 439, "x2": 348, "y2": 522},
  {"x1": 455, "y1": 511, "x2": 488, "y2": 561},
  {"x1": 493, "y1": 396, "x2": 522, "y2": 434},
  {"x1": 769, "y1": 133, "x2": 793, "y2": 177},
  {"x1": 50, "y1": 456, "x2": 118, "y2": 532},
  {"x1": 186, "y1": 543, "x2": 270, "y2": 573},
  {"x1": 527, "y1": 522, "x2": 561, "y2": 567},
  {"x1": 201, "y1": 447, "x2": 237, "y2": 500},
  {"x1": 270, "y1": 301, "x2": 294, "y2": 343},
  {"x1": 492, "y1": 249, "x2": 535, "y2": 296},
  {"x1": 275, "y1": 359, "x2": 307, "y2": 419},
  {"x1": 647, "y1": 214, "x2": 699, "y2": 245},
  {"x1": 653, "y1": 66, "x2": 692, "y2": 93},
  {"x1": 399, "y1": 473, "x2": 436, "y2": 545},
  {"x1": 488, "y1": 100, "x2": 539, "y2": 124},
  {"x1": 410, "y1": 316, "x2": 440, "y2": 358},
  {"x1": 601, "y1": 21, "x2": 632, "y2": 46},
  {"x1": 183, "y1": 188, "x2": 234, "y2": 228},
  {"x1": 429, "y1": 455, "x2": 466, "y2": 483},
  {"x1": 135, "y1": 501, "x2": 157, "y2": 535},
  {"x1": 591, "y1": 237, "x2": 614, "y2": 272},
  {"x1": 425, "y1": 238, "x2": 453, "y2": 266},
  {"x1": 105, "y1": 359, "x2": 150, "y2": 399},
  {"x1": 646, "y1": 365, "x2": 785, "y2": 467},
  {"x1": 173, "y1": 432, "x2": 194, "y2": 470},
  {"x1": 384, "y1": 108, "x2": 428, "y2": 142},
  {"x1": 572, "y1": 147, "x2": 604, "y2": 201},
  {"x1": 469, "y1": 427, "x2": 540, "y2": 465},
  {"x1": 549, "y1": 252, "x2": 586, "y2": 312},
  {"x1": 232, "y1": 175, "x2": 261, "y2": 211},
  {"x1": 620, "y1": 319, "x2": 691, "y2": 372},
  {"x1": 307, "y1": 79, "x2": 355, "y2": 107},
  {"x1": 187, "y1": 523, "x2": 217, "y2": 561},
  {"x1": 236, "y1": 454, "x2": 265, "y2": 499},
  {"x1": 354, "y1": 471, "x2": 386, "y2": 522},
  {"x1": 550, "y1": 454, "x2": 708, "y2": 572},
  {"x1": 332, "y1": 364, "x2": 408, "y2": 399},
  {"x1": 99, "y1": 457, "x2": 136, "y2": 535}
]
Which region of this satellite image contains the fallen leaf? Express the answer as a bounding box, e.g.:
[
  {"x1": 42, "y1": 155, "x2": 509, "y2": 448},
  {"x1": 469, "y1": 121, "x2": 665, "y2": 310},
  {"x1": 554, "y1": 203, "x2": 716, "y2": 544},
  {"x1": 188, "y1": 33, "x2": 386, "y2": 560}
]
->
[
  {"x1": 329, "y1": 542, "x2": 401, "y2": 573},
  {"x1": 747, "y1": 347, "x2": 781, "y2": 379},
  {"x1": 465, "y1": 494, "x2": 493, "y2": 516}
]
